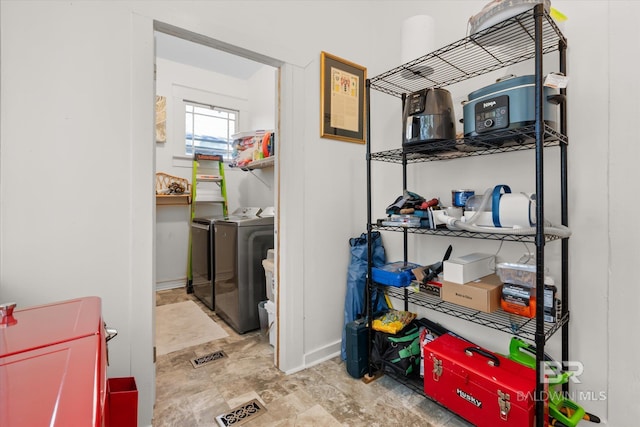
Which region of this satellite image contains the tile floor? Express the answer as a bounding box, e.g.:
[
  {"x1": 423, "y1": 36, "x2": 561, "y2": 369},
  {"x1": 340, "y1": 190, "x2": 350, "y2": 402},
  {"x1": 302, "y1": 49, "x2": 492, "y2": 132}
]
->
[{"x1": 153, "y1": 288, "x2": 473, "y2": 427}]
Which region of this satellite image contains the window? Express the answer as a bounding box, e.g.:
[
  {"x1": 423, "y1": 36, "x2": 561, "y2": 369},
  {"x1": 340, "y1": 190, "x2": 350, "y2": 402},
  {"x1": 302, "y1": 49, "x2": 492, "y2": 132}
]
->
[{"x1": 185, "y1": 102, "x2": 238, "y2": 161}]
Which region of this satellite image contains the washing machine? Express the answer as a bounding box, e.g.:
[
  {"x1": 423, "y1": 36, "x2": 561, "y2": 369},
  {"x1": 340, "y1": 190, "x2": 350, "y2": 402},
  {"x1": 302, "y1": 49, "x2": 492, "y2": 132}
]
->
[
  {"x1": 191, "y1": 217, "x2": 222, "y2": 310},
  {"x1": 214, "y1": 208, "x2": 274, "y2": 334}
]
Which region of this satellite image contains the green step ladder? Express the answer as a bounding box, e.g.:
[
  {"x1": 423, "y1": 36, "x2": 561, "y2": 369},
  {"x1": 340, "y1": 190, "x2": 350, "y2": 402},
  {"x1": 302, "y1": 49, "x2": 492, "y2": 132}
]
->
[{"x1": 186, "y1": 153, "x2": 228, "y2": 292}]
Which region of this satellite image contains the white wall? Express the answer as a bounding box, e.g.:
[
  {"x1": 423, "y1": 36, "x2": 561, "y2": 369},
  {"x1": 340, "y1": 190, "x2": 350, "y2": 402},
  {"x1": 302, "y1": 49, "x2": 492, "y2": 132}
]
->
[
  {"x1": 606, "y1": 2, "x2": 640, "y2": 425},
  {"x1": 1, "y1": 1, "x2": 156, "y2": 425},
  {"x1": 1, "y1": 1, "x2": 639, "y2": 426},
  {"x1": 248, "y1": 65, "x2": 278, "y2": 130},
  {"x1": 232, "y1": 64, "x2": 277, "y2": 211}
]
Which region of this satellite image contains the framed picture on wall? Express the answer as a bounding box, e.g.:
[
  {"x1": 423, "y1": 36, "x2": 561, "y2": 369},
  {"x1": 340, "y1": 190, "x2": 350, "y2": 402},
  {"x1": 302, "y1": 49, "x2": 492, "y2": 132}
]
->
[
  {"x1": 156, "y1": 95, "x2": 167, "y2": 143},
  {"x1": 320, "y1": 51, "x2": 366, "y2": 144}
]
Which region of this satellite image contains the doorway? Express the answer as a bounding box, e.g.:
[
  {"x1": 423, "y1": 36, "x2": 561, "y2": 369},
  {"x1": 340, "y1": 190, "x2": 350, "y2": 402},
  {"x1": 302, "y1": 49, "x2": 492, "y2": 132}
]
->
[{"x1": 152, "y1": 22, "x2": 281, "y2": 364}]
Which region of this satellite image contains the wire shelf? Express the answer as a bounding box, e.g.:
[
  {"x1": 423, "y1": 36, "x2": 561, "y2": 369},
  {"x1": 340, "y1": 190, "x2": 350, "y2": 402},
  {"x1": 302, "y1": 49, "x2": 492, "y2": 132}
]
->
[
  {"x1": 371, "y1": 223, "x2": 564, "y2": 243},
  {"x1": 380, "y1": 284, "x2": 569, "y2": 342},
  {"x1": 369, "y1": 8, "x2": 566, "y2": 97},
  {"x1": 369, "y1": 124, "x2": 567, "y2": 164}
]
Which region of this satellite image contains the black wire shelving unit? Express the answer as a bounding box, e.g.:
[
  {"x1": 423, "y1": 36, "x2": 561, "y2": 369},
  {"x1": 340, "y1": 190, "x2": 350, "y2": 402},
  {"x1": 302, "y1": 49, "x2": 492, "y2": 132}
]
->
[{"x1": 364, "y1": 5, "x2": 569, "y2": 427}]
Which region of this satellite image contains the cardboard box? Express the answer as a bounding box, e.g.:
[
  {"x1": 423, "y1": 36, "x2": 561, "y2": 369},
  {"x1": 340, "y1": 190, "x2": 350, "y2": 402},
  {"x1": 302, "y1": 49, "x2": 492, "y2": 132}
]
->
[
  {"x1": 443, "y1": 252, "x2": 495, "y2": 284},
  {"x1": 441, "y1": 274, "x2": 503, "y2": 313}
]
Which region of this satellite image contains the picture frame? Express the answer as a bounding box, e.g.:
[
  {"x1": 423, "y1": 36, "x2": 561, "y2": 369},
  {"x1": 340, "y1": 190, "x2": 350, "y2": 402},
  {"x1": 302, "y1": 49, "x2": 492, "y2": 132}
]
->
[
  {"x1": 320, "y1": 51, "x2": 366, "y2": 144},
  {"x1": 155, "y1": 95, "x2": 167, "y2": 143}
]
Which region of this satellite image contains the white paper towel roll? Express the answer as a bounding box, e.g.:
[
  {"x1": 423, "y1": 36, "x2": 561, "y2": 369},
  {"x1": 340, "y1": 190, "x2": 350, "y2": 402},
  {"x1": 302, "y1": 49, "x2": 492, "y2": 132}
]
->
[{"x1": 401, "y1": 15, "x2": 436, "y2": 64}]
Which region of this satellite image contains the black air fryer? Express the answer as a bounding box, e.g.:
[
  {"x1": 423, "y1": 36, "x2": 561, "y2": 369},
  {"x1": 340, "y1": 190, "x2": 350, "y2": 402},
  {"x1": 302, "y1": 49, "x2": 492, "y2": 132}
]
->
[{"x1": 402, "y1": 88, "x2": 456, "y2": 149}]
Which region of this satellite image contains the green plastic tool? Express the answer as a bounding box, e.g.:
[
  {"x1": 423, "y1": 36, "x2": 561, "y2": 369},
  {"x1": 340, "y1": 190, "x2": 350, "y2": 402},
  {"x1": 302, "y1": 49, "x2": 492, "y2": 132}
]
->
[{"x1": 507, "y1": 337, "x2": 587, "y2": 427}]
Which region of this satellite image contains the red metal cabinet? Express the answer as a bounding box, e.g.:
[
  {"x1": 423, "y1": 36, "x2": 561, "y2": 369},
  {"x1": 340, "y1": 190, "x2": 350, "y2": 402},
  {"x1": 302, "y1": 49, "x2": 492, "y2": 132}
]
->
[{"x1": 0, "y1": 297, "x2": 107, "y2": 427}]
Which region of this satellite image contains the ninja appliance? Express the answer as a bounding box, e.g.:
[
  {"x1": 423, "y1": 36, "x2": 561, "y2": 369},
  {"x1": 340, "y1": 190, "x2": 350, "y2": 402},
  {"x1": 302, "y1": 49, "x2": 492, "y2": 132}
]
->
[{"x1": 463, "y1": 74, "x2": 562, "y2": 140}]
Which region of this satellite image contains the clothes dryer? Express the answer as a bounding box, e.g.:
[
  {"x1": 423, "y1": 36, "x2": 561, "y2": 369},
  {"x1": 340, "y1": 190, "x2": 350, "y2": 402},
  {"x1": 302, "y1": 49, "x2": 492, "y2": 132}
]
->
[{"x1": 214, "y1": 209, "x2": 274, "y2": 333}]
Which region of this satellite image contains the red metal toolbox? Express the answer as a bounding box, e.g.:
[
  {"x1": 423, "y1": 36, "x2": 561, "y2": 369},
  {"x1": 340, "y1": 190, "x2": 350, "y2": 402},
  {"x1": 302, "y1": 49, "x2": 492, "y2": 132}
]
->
[
  {"x1": 0, "y1": 297, "x2": 108, "y2": 427},
  {"x1": 424, "y1": 333, "x2": 537, "y2": 427}
]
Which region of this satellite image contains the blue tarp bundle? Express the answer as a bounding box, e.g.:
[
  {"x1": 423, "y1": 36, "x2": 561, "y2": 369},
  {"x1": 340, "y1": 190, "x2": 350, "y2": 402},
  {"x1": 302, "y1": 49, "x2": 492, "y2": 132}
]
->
[{"x1": 341, "y1": 231, "x2": 389, "y2": 360}]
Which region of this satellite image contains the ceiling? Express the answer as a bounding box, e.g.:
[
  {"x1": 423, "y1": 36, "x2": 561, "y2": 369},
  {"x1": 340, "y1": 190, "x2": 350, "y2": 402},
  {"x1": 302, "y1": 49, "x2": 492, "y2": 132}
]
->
[{"x1": 154, "y1": 31, "x2": 266, "y2": 80}]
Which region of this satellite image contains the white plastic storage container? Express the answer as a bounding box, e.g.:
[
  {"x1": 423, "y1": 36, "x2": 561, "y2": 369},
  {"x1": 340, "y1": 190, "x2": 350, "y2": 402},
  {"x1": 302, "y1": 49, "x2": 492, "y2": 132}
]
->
[
  {"x1": 265, "y1": 300, "x2": 276, "y2": 347},
  {"x1": 496, "y1": 262, "x2": 536, "y2": 287},
  {"x1": 262, "y1": 258, "x2": 275, "y2": 302}
]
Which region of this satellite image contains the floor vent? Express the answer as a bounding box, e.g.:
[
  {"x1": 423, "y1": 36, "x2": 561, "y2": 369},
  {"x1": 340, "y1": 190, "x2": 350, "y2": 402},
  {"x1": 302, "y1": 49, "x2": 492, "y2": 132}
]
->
[
  {"x1": 190, "y1": 350, "x2": 227, "y2": 368},
  {"x1": 215, "y1": 399, "x2": 266, "y2": 427}
]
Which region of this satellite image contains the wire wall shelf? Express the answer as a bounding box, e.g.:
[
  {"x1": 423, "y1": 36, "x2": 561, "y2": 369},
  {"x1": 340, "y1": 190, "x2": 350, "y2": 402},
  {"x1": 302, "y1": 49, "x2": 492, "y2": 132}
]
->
[
  {"x1": 369, "y1": 8, "x2": 566, "y2": 97},
  {"x1": 371, "y1": 224, "x2": 564, "y2": 243},
  {"x1": 369, "y1": 125, "x2": 567, "y2": 164},
  {"x1": 380, "y1": 284, "x2": 569, "y2": 342}
]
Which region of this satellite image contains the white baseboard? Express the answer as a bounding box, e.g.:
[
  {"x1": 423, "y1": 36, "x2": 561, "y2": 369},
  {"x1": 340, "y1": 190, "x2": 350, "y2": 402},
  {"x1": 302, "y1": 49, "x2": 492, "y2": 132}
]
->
[
  {"x1": 281, "y1": 340, "x2": 341, "y2": 375},
  {"x1": 303, "y1": 340, "x2": 341, "y2": 368},
  {"x1": 155, "y1": 279, "x2": 186, "y2": 291}
]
